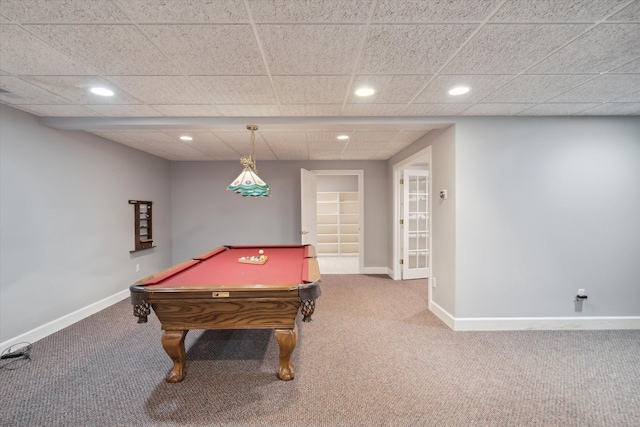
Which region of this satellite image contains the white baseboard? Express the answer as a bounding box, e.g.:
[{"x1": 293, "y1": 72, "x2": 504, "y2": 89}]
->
[
  {"x1": 361, "y1": 266, "x2": 391, "y2": 275},
  {"x1": 0, "y1": 289, "x2": 130, "y2": 351},
  {"x1": 428, "y1": 302, "x2": 640, "y2": 331},
  {"x1": 429, "y1": 300, "x2": 456, "y2": 329},
  {"x1": 454, "y1": 316, "x2": 640, "y2": 331}
]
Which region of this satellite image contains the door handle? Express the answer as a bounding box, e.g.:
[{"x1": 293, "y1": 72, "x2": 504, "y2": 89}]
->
[{"x1": 300, "y1": 230, "x2": 309, "y2": 235}]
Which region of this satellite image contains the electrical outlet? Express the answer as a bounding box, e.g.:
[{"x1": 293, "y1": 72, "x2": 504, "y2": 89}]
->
[
  {"x1": 136, "y1": 264, "x2": 140, "y2": 272},
  {"x1": 432, "y1": 277, "x2": 437, "y2": 288},
  {"x1": 578, "y1": 288, "x2": 586, "y2": 296}
]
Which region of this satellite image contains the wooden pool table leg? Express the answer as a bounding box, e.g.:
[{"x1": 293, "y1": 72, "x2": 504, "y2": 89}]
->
[
  {"x1": 161, "y1": 329, "x2": 188, "y2": 383},
  {"x1": 274, "y1": 325, "x2": 297, "y2": 381}
]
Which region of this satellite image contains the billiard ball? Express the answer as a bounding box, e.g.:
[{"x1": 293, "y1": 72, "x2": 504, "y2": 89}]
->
[{"x1": 258, "y1": 249, "x2": 264, "y2": 255}]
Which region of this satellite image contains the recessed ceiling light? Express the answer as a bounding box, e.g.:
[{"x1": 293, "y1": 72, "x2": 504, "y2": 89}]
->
[
  {"x1": 90, "y1": 87, "x2": 114, "y2": 96},
  {"x1": 448, "y1": 86, "x2": 470, "y2": 96},
  {"x1": 355, "y1": 87, "x2": 375, "y2": 97},
  {"x1": 179, "y1": 136, "x2": 193, "y2": 141},
  {"x1": 336, "y1": 135, "x2": 349, "y2": 140}
]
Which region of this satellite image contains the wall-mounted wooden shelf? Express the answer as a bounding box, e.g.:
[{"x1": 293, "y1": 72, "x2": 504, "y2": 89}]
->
[{"x1": 129, "y1": 200, "x2": 156, "y2": 253}]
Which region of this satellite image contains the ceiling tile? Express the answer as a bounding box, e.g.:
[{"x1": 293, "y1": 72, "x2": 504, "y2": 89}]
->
[
  {"x1": 383, "y1": 140, "x2": 415, "y2": 151},
  {"x1": 518, "y1": 103, "x2": 600, "y2": 116},
  {"x1": 115, "y1": 0, "x2": 247, "y2": 23},
  {"x1": 0, "y1": 25, "x2": 94, "y2": 75},
  {"x1": 148, "y1": 104, "x2": 221, "y2": 116},
  {"x1": 613, "y1": 88, "x2": 640, "y2": 102},
  {"x1": 189, "y1": 76, "x2": 276, "y2": 104},
  {"x1": 441, "y1": 24, "x2": 589, "y2": 74},
  {"x1": 308, "y1": 141, "x2": 348, "y2": 151},
  {"x1": 26, "y1": 24, "x2": 179, "y2": 75},
  {"x1": 461, "y1": 103, "x2": 537, "y2": 115},
  {"x1": 140, "y1": 25, "x2": 265, "y2": 75},
  {"x1": 373, "y1": 0, "x2": 502, "y2": 22},
  {"x1": 279, "y1": 104, "x2": 343, "y2": 116},
  {"x1": 348, "y1": 75, "x2": 431, "y2": 103},
  {"x1": 213, "y1": 131, "x2": 265, "y2": 144},
  {"x1": 272, "y1": 150, "x2": 309, "y2": 160},
  {"x1": 309, "y1": 151, "x2": 343, "y2": 160},
  {"x1": 18, "y1": 75, "x2": 142, "y2": 104},
  {"x1": 402, "y1": 103, "x2": 471, "y2": 115},
  {"x1": 581, "y1": 102, "x2": 640, "y2": 115},
  {"x1": 182, "y1": 141, "x2": 240, "y2": 155},
  {"x1": 350, "y1": 131, "x2": 398, "y2": 142},
  {"x1": 248, "y1": 0, "x2": 373, "y2": 23},
  {"x1": 261, "y1": 131, "x2": 307, "y2": 145},
  {"x1": 345, "y1": 141, "x2": 392, "y2": 151},
  {"x1": 393, "y1": 130, "x2": 431, "y2": 142},
  {"x1": 414, "y1": 75, "x2": 514, "y2": 103},
  {"x1": 106, "y1": 140, "x2": 157, "y2": 151},
  {"x1": 341, "y1": 151, "x2": 377, "y2": 160},
  {"x1": 374, "y1": 150, "x2": 400, "y2": 159},
  {"x1": 529, "y1": 24, "x2": 640, "y2": 74},
  {"x1": 84, "y1": 104, "x2": 163, "y2": 116},
  {"x1": 0, "y1": 76, "x2": 73, "y2": 104},
  {"x1": 104, "y1": 76, "x2": 208, "y2": 104},
  {"x1": 252, "y1": 146, "x2": 278, "y2": 160},
  {"x1": 0, "y1": 0, "x2": 129, "y2": 23},
  {"x1": 91, "y1": 131, "x2": 175, "y2": 143},
  {"x1": 307, "y1": 132, "x2": 350, "y2": 150},
  {"x1": 342, "y1": 104, "x2": 406, "y2": 116},
  {"x1": 163, "y1": 131, "x2": 224, "y2": 143},
  {"x1": 607, "y1": 1, "x2": 640, "y2": 21},
  {"x1": 258, "y1": 25, "x2": 366, "y2": 74},
  {"x1": 215, "y1": 104, "x2": 281, "y2": 116},
  {"x1": 273, "y1": 75, "x2": 350, "y2": 104},
  {"x1": 188, "y1": 142, "x2": 241, "y2": 160},
  {"x1": 267, "y1": 141, "x2": 308, "y2": 152},
  {"x1": 358, "y1": 24, "x2": 477, "y2": 74},
  {"x1": 482, "y1": 75, "x2": 596, "y2": 103},
  {"x1": 612, "y1": 58, "x2": 640, "y2": 73},
  {"x1": 491, "y1": 0, "x2": 629, "y2": 22},
  {"x1": 10, "y1": 104, "x2": 98, "y2": 116},
  {"x1": 548, "y1": 74, "x2": 640, "y2": 102}
]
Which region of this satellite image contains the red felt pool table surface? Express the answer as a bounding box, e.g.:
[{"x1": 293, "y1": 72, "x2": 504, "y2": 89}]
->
[
  {"x1": 140, "y1": 245, "x2": 314, "y2": 289},
  {"x1": 129, "y1": 244, "x2": 321, "y2": 383}
]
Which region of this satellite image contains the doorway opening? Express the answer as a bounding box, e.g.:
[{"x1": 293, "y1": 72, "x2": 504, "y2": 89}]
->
[{"x1": 302, "y1": 170, "x2": 364, "y2": 274}]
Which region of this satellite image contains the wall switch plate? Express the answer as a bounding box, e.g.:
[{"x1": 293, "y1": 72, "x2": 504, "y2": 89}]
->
[
  {"x1": 136, "y1": 264, "x2": 140, "y2": 272},
  {"x1": 432, "y1": 277, "x2": 436, "y2": 288}
]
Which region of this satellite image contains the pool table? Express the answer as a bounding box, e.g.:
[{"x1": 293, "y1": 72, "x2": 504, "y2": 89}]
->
[{"x1": 130, "y1": 244, "x2": 321, "y2": 382}]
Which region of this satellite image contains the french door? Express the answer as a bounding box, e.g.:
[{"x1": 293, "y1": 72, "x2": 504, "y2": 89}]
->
[{"x1": 402, "y1": 169, "x2": 430, "y2": 279}]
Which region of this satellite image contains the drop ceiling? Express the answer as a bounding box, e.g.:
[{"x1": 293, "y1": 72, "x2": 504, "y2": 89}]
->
[{"x1": 0, "y1": 0, "x2": 638, "y2": 161}]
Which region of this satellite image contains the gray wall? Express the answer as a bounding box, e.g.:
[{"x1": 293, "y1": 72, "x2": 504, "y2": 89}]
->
[
  {"x1": 0, "y1": 106, "x2": 172, "y2": 343},
  {"x1": 170, "y1": 161, "x2": 387, "y2": 267},
  {"x1": 389, "y1": 127, "x2": 457, "y2": 314},
  {"x1": 391, "y1": 116, "x2": 640, "y2": 320},
  {"x1": 3, "y1": 105, "x2": 637, "y2": 344},
  {"x1": 455, "y1": 117, "x2": 640, "y2": 318}
]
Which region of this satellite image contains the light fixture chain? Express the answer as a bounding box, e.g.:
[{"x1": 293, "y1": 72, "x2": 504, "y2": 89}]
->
[{"x1": 250, "y1": 127, "x2": 256, "y2": 172}]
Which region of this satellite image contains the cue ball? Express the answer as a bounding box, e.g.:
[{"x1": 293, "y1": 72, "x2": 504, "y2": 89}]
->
[{"x1": 258, "y1": 250, "x2": 264, "y2": 255}]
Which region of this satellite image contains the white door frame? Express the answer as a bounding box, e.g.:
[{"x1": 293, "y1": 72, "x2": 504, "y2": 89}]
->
[
  {"x1": 300, "y1": 168, "x2": 317, "y2": 247},
  {"x1": 392, "y1": 147, "x2": 432, "y2": 281},
  {"x1": 312, "y1": 169, "x2": 364, "y2": 274}
]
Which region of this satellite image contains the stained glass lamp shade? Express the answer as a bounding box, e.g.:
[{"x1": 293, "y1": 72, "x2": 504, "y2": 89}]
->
[{"x1": 227, "y1": 125, "x2": 271, "y2": 197}]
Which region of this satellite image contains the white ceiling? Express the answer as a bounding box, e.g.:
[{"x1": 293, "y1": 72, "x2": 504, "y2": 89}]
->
[{"x1": 0, "y1": 0, "x2": 638, "y2": 161}]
